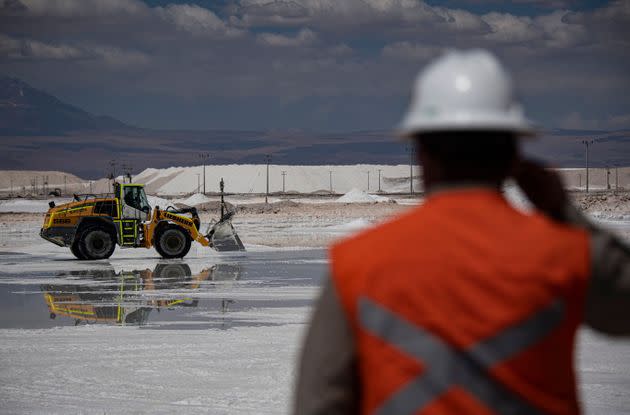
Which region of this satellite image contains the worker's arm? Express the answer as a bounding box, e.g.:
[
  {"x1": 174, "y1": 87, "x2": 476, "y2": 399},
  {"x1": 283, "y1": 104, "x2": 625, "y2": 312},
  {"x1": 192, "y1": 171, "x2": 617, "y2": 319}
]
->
[
  {"x1": 564, "y1": 204, "x2": 630, "y2": 334},
  {"x1": 515, "y1": 160, "x2": 630, "y2": 335},
  {"x1": 293, "y1": 277, "x2": 359, "y2": 415}
]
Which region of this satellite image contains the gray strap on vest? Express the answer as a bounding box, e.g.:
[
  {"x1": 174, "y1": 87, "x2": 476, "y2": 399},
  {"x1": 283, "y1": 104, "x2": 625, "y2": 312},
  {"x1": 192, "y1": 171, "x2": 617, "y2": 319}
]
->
[{"x1": 358, "y1": 297, "x2": 565, "y2": 415}]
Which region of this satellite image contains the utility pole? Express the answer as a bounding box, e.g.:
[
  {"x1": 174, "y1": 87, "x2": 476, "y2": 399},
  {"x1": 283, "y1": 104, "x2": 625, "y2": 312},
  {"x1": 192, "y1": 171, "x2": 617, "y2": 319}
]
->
[
  {"x1": 64, "y1": 175, "x2": 67, "y2": 195},
  {"x1": 199, "y1": 152, "x2": 210, "y2": 195},
  {"x1": 329, "y1": 171, "x2": 333, "y2": 194},
  {"x1": 606, "y1": 166, "x2": 611, "y2": 190},
  {"x1": 407, "y1": 145, "x2": 414, "y2": 195},
  {"x1": 367, "y1": 171, "x2": 370, "y2": 191},
  {"x1": 109, "y1": 160, "x2": 117, "y2": 179},
  {"x1": 616, "y1": 166, "x2": 619, "y2": 190},
  {"x1": 121, "y1": 162, "x2": 133, "y2": 183},
  {"x1": 121, "y1": 163, "x2": 126, "y2": 183},
  {"x1": 582, "y1": 140, "x2": 594, "y2": 193},
  {"x1": 265, "y1": 154, "x2": 271, "y2": 204},
  {"x1": 89, "y1": 180, "x2": 93, "y2": 193},
  {"x1": 196, "y1": 173, "x2": 200, "y2": 193},
  {"x1": 281, "y1": 171, "x2": 286, "y2": 193},
  {"x1": 108, "y1": 159, "x2": 117, "y2": 192},
  {"x1": 378, "y1": 169, "x2": 382, "y2": 192},
  {"x1": 10, "y1": 175, "x2": 13, "y2": 197}
]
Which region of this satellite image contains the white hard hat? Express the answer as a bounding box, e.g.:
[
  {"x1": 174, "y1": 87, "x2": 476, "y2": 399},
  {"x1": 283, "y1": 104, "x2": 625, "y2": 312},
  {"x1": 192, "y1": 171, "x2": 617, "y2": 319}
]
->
[{"x1": 399, "y1": 49, "x2": 536, "y2": 137}]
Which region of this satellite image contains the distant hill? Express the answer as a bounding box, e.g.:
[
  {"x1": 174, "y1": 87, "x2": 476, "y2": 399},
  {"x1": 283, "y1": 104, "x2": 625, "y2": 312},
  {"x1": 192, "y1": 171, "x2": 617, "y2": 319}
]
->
[
  {"x1": 0, "y1": 77, "x2": 129, "y2": 135},
  {"x1": 0, "y1": 77, "x2": 629, "y2": 178}
]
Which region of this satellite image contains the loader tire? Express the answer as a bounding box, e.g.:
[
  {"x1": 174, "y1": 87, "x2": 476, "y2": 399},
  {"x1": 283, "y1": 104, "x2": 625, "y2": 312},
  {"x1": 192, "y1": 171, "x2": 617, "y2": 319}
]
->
[
  {"x1": 70, "y1": 239, "x2": 87, "y2": 260},
  {"x1": 79, "y1": 225, "x2": 116, "y2": 260},
  {"x1": 155, "y1": 225, "x2": 191, "y2": 259}
]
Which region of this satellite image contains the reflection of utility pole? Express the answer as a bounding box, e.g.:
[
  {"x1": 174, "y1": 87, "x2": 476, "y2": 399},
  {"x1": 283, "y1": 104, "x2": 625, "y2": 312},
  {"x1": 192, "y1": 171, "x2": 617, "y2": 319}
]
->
[
  {"x1": 378, "y1": 169, "x2": 382, "y2": 192},
  {"x1": 329, "y1": 171, "x2": 333, "y2": 194},
  {"x1": 578, "y1": 173, "x2": 581, "y2": 189},
  {"x1": 198, "y1": 152, "x2": 209, "y2": 194},
  {"x1": 10, "y1": 175, "x2": 13, "y2": 197},
  {"x1": 265, "y1": 154, "x2": 271, "y2": 204},
  {"x1": 221, "y1": 299, "x2": 235, "y2": 313},
  {"x1": 582, "y1": 140, "x2": 594, "y2": 193},
  {"x1": 281, "y1": 171, "x2": 286, "y2": 193},
  {"x1": 367, "y1": 171, "x2": 370, "y2": 191}
]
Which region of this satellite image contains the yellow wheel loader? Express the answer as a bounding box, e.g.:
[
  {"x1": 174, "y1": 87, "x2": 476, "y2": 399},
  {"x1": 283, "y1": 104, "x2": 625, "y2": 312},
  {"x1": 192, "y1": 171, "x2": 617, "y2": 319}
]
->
[{"x1": 40, "y1": 180, "x2": 244, "y2": 260}]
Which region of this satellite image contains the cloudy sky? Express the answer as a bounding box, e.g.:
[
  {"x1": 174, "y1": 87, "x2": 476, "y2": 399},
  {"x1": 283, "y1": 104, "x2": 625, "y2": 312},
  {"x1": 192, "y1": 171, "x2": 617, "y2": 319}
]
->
[{"x1": 1, "y1": 0, "x2": 628, "y2": 132}]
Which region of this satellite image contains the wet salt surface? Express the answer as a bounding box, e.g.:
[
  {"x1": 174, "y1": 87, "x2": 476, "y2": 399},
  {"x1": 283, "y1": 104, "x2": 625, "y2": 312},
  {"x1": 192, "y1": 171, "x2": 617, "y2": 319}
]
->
[
  {"x1": 0, "y1": 249, "x2": 326, "y2": 330},
  {"x1": 0, "y1": 243, "x2": 629, "y2": 413}
]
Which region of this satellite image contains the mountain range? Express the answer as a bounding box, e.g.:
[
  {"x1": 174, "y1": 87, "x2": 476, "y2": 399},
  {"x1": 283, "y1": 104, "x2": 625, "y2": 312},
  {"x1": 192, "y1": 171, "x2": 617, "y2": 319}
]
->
[{"x1": 1, "y1": 76, "x2": 628, "y2": 179}]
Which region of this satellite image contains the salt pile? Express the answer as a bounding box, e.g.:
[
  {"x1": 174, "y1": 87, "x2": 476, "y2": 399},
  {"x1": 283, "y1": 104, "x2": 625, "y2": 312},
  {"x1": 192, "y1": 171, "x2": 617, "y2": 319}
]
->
[
  {"x1": 147, "y1": 195, "x2": 174, "y2": 209},
  {"x1": 336, "y1": 189, "x2": 392, "y2": 204},
  {"x1": 177, "y1": 193, "x2": 214, "y2": 206},
  {"x1": 326, "y1": 218, "x2": 372, "y2": 231},
  {"x1": 0, "y1": 198, "x2": 69, "y2": 213},
  {"x1": 131, "y1": 164, "x2": 419, "y2": 196}
]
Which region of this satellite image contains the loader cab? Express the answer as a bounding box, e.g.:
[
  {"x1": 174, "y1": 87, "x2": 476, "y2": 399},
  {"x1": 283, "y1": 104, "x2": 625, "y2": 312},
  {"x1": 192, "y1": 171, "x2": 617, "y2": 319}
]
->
[
  {"x1": 114, "y1": 183, "x2": 151, "y2": 222},
  {"x1": 113, "y1": 183, "x2": 151, "y2": 247}
]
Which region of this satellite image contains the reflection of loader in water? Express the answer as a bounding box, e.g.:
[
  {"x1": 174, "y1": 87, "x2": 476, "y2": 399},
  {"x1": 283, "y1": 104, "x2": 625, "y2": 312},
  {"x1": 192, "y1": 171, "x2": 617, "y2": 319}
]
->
[{"x1": 42, "y1": 263, "x2": 241, "y2": 326}]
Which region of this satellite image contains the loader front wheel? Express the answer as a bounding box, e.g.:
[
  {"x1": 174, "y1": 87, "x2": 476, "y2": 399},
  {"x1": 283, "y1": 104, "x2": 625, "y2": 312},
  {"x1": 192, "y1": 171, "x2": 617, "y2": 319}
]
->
[
  {"x1": 79, "y1": 225, "x2": 115, "y2": 260},
  {"x1": 155, "y1": 226, "x2": 191, "y2": 259},
  {"x1": 70, "y1": 240, "x2": 87, "y2": 260}
]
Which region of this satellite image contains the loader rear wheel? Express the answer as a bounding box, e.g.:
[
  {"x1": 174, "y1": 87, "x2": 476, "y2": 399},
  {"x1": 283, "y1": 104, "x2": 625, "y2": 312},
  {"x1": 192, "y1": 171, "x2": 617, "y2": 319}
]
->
[
  {"x1": 79, "y1": 225, "x2": 115, "y2": 260},
  {"x1": 155, "y1": 226, "x2": 191, "y2": 259},
  {"x1": 70, "y1": 240, "x2": 87, "y2": 260}
]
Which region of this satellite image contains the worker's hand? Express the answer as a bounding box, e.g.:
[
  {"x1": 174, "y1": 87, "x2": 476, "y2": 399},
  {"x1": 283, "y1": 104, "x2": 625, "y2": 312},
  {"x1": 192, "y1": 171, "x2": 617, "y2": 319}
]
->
[{"x1": 512, "y1": 159, "x2": 568, "y2": 222}]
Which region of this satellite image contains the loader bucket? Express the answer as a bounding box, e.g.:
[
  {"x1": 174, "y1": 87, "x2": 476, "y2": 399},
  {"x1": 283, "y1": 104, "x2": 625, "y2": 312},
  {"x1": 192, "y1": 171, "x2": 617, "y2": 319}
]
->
[{"x1": 208, "y1": 219, "x2": 245, "y2": 252}]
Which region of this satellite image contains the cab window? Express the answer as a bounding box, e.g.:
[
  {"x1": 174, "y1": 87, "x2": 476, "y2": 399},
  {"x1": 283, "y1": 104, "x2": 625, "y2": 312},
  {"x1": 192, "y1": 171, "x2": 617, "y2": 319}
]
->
[{"x1": 123, "y1": 186, "x2": 150, "y2": 212}]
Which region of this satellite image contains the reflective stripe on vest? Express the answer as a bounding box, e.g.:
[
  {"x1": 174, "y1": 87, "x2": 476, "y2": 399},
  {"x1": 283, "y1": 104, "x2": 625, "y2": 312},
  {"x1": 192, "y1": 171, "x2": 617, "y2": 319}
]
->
[{"x1": 358, "y1": 297, "x2": 566, "y2": 415}]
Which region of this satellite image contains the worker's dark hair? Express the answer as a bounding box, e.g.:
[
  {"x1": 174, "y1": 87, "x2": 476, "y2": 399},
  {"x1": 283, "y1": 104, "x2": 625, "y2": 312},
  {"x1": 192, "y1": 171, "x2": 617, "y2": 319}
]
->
[{"x1": 414, "y1": 131, "x2": 518, "y2": 183}]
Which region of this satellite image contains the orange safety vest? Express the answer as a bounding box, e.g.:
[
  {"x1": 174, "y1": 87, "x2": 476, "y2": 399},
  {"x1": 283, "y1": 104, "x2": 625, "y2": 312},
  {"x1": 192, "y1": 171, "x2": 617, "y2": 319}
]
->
[{"x1": 331, "y1": 189, "x2": 590, "y2": 415}]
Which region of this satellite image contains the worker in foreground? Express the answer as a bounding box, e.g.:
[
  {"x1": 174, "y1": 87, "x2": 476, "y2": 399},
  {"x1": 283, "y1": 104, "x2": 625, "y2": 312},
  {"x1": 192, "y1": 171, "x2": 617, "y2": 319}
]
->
[{"x1": 294, "y1": 49, "x2": 630, "y2": 414}]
